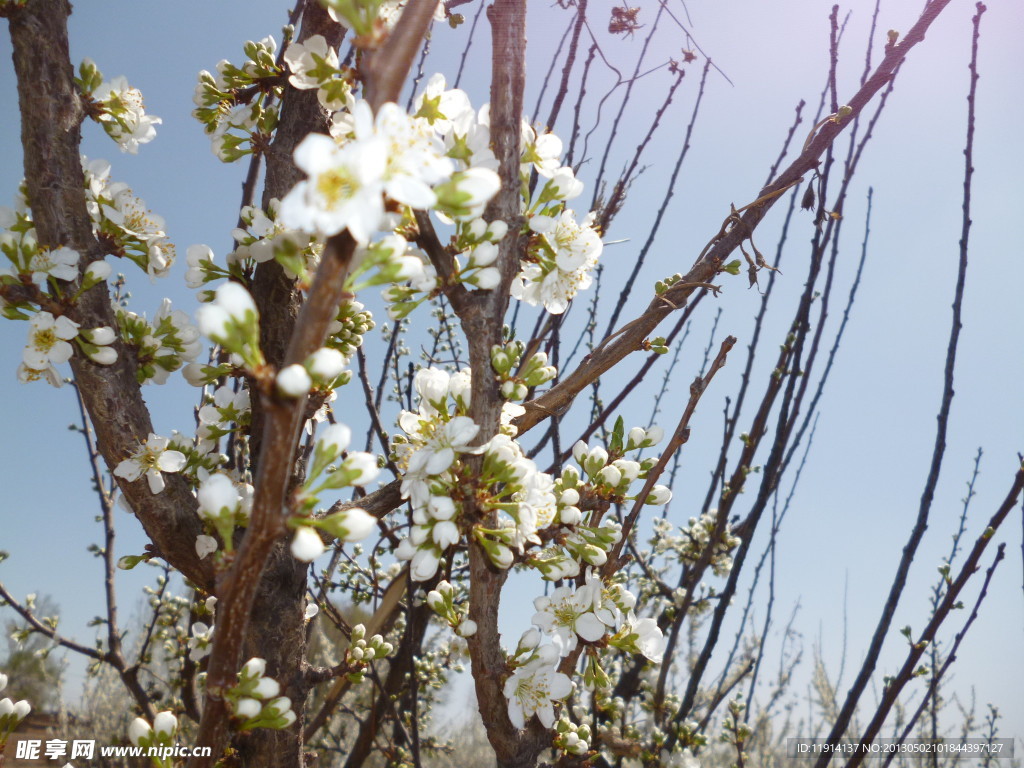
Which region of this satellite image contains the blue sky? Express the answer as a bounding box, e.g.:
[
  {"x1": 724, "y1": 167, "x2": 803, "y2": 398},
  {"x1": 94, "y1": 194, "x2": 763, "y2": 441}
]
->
[{"x1": 1, "y1": 0, "x2": 1022, "y2": 744}]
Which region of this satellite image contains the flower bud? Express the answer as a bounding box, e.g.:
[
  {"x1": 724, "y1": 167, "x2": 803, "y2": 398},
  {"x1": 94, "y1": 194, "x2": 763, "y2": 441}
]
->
[
  {"x1": 487, "y1": 219, "x2": 508, "y2": 241},
  {"x1": 277, "y1": 364, "x2": 312, "y2": 397},
  {"x1": 598, "y1": 465, "x2": 622, "y2": 488},
  {"x1": 182, "y1": 362, "x2": 208, "y2": 387},
  {"x1": 645, "y1": 425, "x2": 665, "y2": 445},
  {"x1": 84, "y1": 260, "x2": 112, "y2": 284},
  {"x1": 88, "y1": 346, "x2": 118, "y2": 365},
  {"x1": 307, "y1": 347, "x2": 346, "y2": 380},
  {"x1": 83, "y1": 326, "x2": 116, "y2": 345},
  {"x1": 318, "y1": 422, "x2": 351, "y2": 455},
  {"x1": 243, "y1": 658, "x2": 267, "y2": 678},
  {"x1": 646, "y1": 485, "x2": 672, "y2": 505},
  {"x1": 432, "y1": 520, "x2": 460, "y2": 549},
  {"x1": 234, "y1": 697, "x2": 262, "y2": 719},
  {"x1": 153, "y1": 711, "x2": 177, "y2": 737},
  {"x1": 290, "y1": 526, "x2": 325, "y2": 561},
  {"x1": 253, "y1": 677, "x2": 281, "y2": 699},
  {"x1": 13, "y1": 700, "x2": 31, "y2": 720},
  {"x1": 128, "y1": 717, "x2": 153, "y2": 746},
  {"x1": 572, "y1": 440, "x2": 588, "y2": 465},
  {"x1": 518, "y1": 628, "x2": 540, "y2": 651}
]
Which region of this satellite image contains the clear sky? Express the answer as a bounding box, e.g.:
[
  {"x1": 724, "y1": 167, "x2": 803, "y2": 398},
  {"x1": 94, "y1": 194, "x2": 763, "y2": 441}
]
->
[{"x1": 1, "y1": 0, "x2": 1022, "y2": 746}]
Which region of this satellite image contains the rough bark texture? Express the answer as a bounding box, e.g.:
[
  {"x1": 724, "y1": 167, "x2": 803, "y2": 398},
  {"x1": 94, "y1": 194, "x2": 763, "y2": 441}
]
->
[
  {"x1": 195, "y1": 4, "x2": 441, "y2": 766},
  {"x1": 460, "y1": 2, "x2": 552, "y2": 767},
  {"x1": 237, "y1": 4, "x2": 347, "y2": 767}
]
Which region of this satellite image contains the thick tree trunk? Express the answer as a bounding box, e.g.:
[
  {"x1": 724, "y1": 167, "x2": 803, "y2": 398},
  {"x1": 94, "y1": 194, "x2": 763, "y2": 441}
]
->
[
  {"x1": 232, "y1": 546, "x2": 309, "y2": 767},
  {"x1": 238, "y1": 4, "x2": 344, "y2": 767}
]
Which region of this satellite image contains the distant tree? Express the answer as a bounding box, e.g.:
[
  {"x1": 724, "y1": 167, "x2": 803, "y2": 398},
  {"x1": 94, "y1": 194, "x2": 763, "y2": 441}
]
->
[{"x1": 2, "y1": 597, "x2": 62, "y2": 709}]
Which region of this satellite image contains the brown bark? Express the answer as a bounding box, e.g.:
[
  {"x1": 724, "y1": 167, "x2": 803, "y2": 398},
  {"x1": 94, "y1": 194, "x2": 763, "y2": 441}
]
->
[
  {"x1": 238, "y1": 4, "x2": 347, "y2": 765},
  {"x1": 194, "y1": 3, "x2": 442, "y2": 766}
]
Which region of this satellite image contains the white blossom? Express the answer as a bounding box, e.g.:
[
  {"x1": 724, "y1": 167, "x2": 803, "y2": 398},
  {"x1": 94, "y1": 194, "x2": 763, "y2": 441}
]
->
[
  {"x1": 242, "y1": 658, "x2": 267, "y2": 678},
  {"x1": 503, "y1": 656, "x2": 573, "y2": 730},
  {"x1": 283, "y1": 35, "x2": 339, "y2": 91},
  {"x1": 197, "y1": 473, "x2": 241, "y2": 519},
  {"x1": 188, "y1": 622, "x2": 214, "y2": 662},
  {"x1": 533, "y1": 583, "x2": 608, "y2": 656},
  {"x1": 234, "y1": 697, "x2": 262, "y2": 719},
  {"x1": 93, "y1": 75, "x2": 162, "y2": 153},
  {"x1": 28, "y1": 246, "x2": 78, "y2": 282},
  {"x1": 23, "y1": 312, "x2": 79, "y2": 370},
  {"x1": 279, "y1": 130, "x2": 386, "y2": 243},
  {"x1": 253, "y1": 677, "x2": 281, "y2": 699},
  {"x1": 195, "y1": 535, "x2": 218, "y2": 559},
  {"x1": 456, "y1": 619, "x2": 478, "y2": 637},
  {"x1": 113, "y1": 433, "x2": 187, "y2": 494},
  {"x1": 511, "y1": 210, "x2": 602, "y2": 314}
]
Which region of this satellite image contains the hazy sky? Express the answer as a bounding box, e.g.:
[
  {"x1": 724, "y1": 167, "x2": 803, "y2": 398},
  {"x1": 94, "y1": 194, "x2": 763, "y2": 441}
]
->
[{"x1": 1, "y1": 0, "x2": 1022, "y2": 744}]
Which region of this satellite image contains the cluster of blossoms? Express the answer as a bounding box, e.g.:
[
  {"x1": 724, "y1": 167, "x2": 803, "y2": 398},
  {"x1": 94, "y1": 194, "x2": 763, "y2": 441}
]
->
[
  {"x1": 491, "y1": 338, "x2": 557, "y2": 401},
  {"x1": 192, "y1": 28, "x2": 604, "y2": 317},
  {"x1": 650, "y1": 510, "x2": 741, "y2": 577},
  {"x1": 0, "y1": 674, "x2": 31, "y2": 748},
  {"x1": 0, "y1": 202, "x2": 117, "y2": 386},
  {"x1": 224, "y1": 199, "x2": 327, "y2": 285},
  {"x1": 281, "y1": 96, "x2": 498, "y2": 243},
  {"x1": 193, "y1": 37, "x2": 281, "y2": 162},
  {"x1": 194, "y1": 472, "x2": 254, "y2": 556},
  {"x1": 196, "y1": 384, "x2": 251, "y2": 452},
  {"x1": 511, "y1": 124, "x2": 601, "y2": 314},
  {"x1": 185, "y1": 228, "x2": 310, "y2": 297},
  {"x1": 442, "y1": 215, "x2": 509, "y2": 292},
  {"x1": 425, "y1": 580, "x2": 477, "y2": 637},
  {"x1": 127, "y1": 711, "x2": 178, "y2": 767},
  {"x1": 323, "y1": 299, "x2": 374, "y2": 359},
  {"x1": 532, "y1": 571, "x2": 664, "y2": 663},
  {"x1": 392, "y1": 367, "x2": 479, "y2": 580},
  {"x1": 84, "y1": 158, "x2": 176, "y2": 279},
  {"x1": 553, "y1": 717, "x2": 593, "y2": 758},
  {"x1": 2, "y1": 150, "x2": 183, "y2": 390},
  {"x1": 2, "y1": 135, "x2": 174, "y2": 386},
  {"x1": 227, "y1": 658, "x2": 296, "y2": 731},
  {"x1": 391, "y1": 368, "x2": 674, "y2": 586},
  {"x1": 524, "y1": 424, "x2": 670, "y2": 581},
  {"x1": 337, "y1": 623, "x2": 395, "y2": 684},
  {"x1": 389, "y1": 366, "x2": 596, "y2": 580},
  {"x1": 282, "y1": 34, "x2": 351, "y2": 112},
  {"x1": 76, "y1": 59, "x2": 162, "y2": 154},
  {"x1": 114, "y1": 298, "x2": 201, "y2": 385},
  {"x1": 1, "y1": 15, "x2": 695, "y2": 756},
  {"x1": 513, "y1": 207, "x2": 602, "y2": 315},
  {"x1": 500, "y1": 569, "x2": 665, "y2": 733}
]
